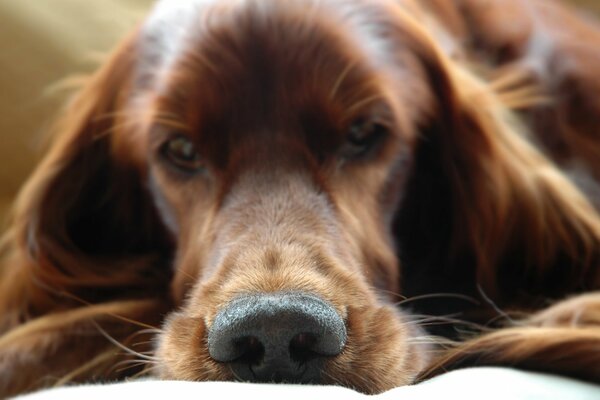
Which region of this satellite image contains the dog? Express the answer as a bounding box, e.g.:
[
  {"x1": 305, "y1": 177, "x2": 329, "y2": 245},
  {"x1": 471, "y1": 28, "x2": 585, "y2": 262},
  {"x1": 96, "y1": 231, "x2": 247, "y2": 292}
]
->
[{"x1": 1, "y1": 0, "x2": 599, "y2": 397}]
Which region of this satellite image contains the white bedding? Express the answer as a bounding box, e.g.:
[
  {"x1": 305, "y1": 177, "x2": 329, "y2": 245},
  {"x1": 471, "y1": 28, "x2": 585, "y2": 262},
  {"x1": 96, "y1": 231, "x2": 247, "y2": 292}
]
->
[{"x1": 14, "y1": 367, "x2": 600, "y2": 400}]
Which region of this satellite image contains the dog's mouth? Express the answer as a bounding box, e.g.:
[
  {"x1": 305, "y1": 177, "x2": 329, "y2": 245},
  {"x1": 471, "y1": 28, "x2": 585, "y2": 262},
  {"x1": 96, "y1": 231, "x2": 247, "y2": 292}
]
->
[{"x1": 206, "y1": 292, "x2": 347, "y2": 384}]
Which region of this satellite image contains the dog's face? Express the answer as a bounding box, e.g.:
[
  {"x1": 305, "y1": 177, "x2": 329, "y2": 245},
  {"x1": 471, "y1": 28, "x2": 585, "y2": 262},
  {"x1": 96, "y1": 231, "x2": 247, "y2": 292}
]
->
[{"x1": 113, "y1": 0, "x2": 436, "y2": 392}]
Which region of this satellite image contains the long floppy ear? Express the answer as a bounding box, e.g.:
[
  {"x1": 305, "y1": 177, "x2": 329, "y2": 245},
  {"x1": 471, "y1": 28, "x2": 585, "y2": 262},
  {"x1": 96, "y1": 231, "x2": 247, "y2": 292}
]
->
[
  {"x1": 0, "y1": 30, "x2": 172, "y2": 331},
  {"x1": 391, "y1": 21, "x2": 600, "y2": 382},
  {"x1": 394, "y1": 32, "x2": 600, "y2": 310},
  {"x1": 418, "y1": 292, "x2": 600, "y2": 383}
]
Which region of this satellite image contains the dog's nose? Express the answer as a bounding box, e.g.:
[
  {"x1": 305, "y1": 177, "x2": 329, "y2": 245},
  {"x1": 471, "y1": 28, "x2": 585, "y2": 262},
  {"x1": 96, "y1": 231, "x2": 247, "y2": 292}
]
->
[{"x1": 207, "y1": 292, "x2": 346, "y2": 383}]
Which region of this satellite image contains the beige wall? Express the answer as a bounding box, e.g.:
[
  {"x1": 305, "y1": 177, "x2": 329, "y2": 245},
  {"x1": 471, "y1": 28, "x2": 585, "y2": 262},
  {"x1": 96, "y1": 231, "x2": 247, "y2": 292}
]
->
[
  {"x1": 0, "y1": 0, "x2": 152, "y2": 221},
  {"x1": 572, "y1": 0, "x2": 600, "y2": 14},
  {"x1": 0, "y1": 0, "x2": 598, "y2": 223}
]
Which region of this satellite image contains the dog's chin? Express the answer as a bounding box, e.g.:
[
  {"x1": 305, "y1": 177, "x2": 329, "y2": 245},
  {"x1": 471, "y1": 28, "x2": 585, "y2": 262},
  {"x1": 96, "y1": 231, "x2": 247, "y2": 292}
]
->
[{"x1": 154, "y1": 295, "x2": 430, "y2": 394}]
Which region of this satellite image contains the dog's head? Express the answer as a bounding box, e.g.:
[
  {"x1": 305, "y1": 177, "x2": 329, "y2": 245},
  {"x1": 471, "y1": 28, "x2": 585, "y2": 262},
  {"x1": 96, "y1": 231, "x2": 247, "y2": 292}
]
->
[
  {"x1": 11, "y1": 0, "x2": 600, "y2": 394},
  {"x1": 142, "y1": 0, "x2": 430, "y2": 389}
]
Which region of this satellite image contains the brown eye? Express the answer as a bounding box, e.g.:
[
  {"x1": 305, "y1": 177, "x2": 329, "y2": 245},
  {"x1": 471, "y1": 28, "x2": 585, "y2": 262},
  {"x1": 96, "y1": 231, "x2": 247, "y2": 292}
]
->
[
  {"x1": 341, "y1": 118, "x2": 387, "y2": 159},
  {"x1": 162, "y1": 135, "x2": 204, "y2": 173}
]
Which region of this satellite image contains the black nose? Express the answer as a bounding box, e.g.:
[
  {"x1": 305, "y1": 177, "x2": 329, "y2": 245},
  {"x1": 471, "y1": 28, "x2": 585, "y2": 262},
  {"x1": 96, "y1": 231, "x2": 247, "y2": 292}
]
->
[{"x1": 207, "y1": 292, "x2": 346, "y2": 383}]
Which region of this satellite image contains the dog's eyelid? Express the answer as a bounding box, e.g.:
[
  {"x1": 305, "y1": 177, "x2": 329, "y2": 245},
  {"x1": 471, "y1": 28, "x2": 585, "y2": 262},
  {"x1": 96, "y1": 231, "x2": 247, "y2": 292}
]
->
[
  {"x1": 344, "y1": 97, "x2": 395, "y2": 136},
  {"x1": 150, "y1": 123, "x2": 194, "y2": 146},
  {"x1": 159, "y1": 133, "x2": 206, "y2": 175},
  {"x1": 338, "y1": 116, "x2": 390, "y2": 161}
]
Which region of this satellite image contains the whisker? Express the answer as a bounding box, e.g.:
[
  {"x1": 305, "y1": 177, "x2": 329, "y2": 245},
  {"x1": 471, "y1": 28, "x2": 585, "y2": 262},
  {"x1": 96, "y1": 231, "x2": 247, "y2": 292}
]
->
[
  {"x1": 95, "y1": 120, "x2": 141, "y2": 140},
  {"x1": 115, "y1": 358, "x2": 156, "y2": 367},
  {"x1": 93, "y1": 321, "x2": 159, "y2": 362},
  {"x1": 346, "y1": 94, "x2": 386, "y2": 114},
  {"x1": 113, "y1": 359, "x2": 157, "y2": 375},
  {"x1": 54, "y1": 295, "x2": 162, "y2": 331},
  {"x1": 406, "y1": 334, "x2": 455, "y2": 345},
  {"x1": 476, "y1": 284, "x2": 522, "y2": 326},
  {"x1": 130, "y1": 364, "x2": 158, "y2": 379},
  {"x1": 374, "y1": 288, "x2": 407, "y2": 301},
  {"x1": 107, "y1": 314, "x2": 162, "y2": 332},
  {"x1": 409, "y1": 312, "x2": 490, "y2": 332},
  {"x1": 485, "y1": 310, "x2": 530, "y2": 326},
  {"x1": 329, "y1": 61, "x2": 357, "y2": 101},
  {"x1": 153, "y1": 114, "x2": 191, "y2": 131},
  {"x1": 53, "y1": 349, "x2": 118, "y2": 387},
  {"x1": 395, "y1": 292, "x2": 480, "y2": 307},
  {"x1": 130, "y1": 339, "x2": 159, "y2": 348},
  {"x1": 177, "y1": 268, "x2": 198, "y2": 282},
  {"x1": 409, "y1": 312, "x2": 466, "y2": 322},
  {"x1": 131, "y1": 328, "x2": 164, "y2": 341},
  {"x1": 91, "y1": 110, "x2": 133, "y2": 122}
]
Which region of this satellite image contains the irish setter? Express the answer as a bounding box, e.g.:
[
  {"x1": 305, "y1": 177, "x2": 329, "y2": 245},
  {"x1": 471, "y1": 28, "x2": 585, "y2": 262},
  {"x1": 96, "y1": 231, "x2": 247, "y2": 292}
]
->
[{"x1": 1, "y1": 0, "x2": 600, "y2": 397}]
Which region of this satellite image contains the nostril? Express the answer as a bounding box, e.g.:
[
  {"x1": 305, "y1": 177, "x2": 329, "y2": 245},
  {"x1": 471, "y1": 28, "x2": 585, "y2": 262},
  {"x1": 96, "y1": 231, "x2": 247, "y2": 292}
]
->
[
  {"x1": 289, "y1": 332, "x2": 318, "y2": 363},
  {"x1": 208, "y1": 292, "x2": 346, "y2": 383},
  {"x1": 234, "y1": 336, "x2": 264, "y2": 365}
]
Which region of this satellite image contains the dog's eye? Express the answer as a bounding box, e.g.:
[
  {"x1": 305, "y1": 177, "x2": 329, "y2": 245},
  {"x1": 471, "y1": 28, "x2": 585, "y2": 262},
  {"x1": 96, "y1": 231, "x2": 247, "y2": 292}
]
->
[
  {"x1": 341, "y1": 118, "x2": 387, "y2": 159},
  {"x1": 162, "y1": 135, "x2": 204, "y2": 173}
]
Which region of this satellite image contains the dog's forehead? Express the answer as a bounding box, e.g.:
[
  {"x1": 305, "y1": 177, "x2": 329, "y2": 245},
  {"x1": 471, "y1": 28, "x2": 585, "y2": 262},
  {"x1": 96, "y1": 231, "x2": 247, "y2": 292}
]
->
[
  {"x1": 138, "y1": 0, "x2": 399, "y2": 92},
  {"x1": 134, "y1": 0, "x2": 421, "y2": 170}
]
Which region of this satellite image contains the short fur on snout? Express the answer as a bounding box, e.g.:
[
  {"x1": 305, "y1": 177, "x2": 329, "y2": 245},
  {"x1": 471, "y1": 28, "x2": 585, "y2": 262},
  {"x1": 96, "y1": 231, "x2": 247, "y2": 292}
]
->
[
  {"x1": 2, "y1": 0, "x2": 600, "y2": 397},
  {"x1": 155, "y1": 166, "x2": 428, "y2": 390}
]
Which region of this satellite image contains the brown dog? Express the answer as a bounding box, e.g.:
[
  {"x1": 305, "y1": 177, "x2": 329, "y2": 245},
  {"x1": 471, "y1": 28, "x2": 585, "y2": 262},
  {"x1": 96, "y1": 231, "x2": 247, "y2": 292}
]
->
[{"x1": 1, "y1": 0, "x2": 600, "y2": 397}]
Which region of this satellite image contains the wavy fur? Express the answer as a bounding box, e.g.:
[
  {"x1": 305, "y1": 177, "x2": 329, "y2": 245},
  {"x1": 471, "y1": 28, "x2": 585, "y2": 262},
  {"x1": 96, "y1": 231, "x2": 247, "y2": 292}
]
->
[{"x1": 1, "y1": 0, "x2": 599, "y2": 397}]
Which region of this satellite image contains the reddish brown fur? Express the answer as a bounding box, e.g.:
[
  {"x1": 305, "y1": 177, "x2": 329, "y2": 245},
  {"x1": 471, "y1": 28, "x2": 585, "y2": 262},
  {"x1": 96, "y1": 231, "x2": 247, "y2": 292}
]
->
[{"x1": 1, "y1": 0, "x2": 600, "y2": 397}]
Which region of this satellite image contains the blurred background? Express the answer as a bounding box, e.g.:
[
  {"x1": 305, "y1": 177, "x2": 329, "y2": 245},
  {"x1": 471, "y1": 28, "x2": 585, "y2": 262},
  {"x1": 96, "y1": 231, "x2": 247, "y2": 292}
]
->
[{"x1": 0, "y1": 0, "x2": 599, "y2": 222}]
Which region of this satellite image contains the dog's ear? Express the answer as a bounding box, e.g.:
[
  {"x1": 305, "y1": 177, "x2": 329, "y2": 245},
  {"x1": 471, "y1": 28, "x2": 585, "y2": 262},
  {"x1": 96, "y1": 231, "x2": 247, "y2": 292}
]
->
[
  {"x1": 0, "y1": 30, "x2": 172, "y2": 327},
  {"x1": 394, "y1": 34, "x2": 600, "y2": 307}
]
